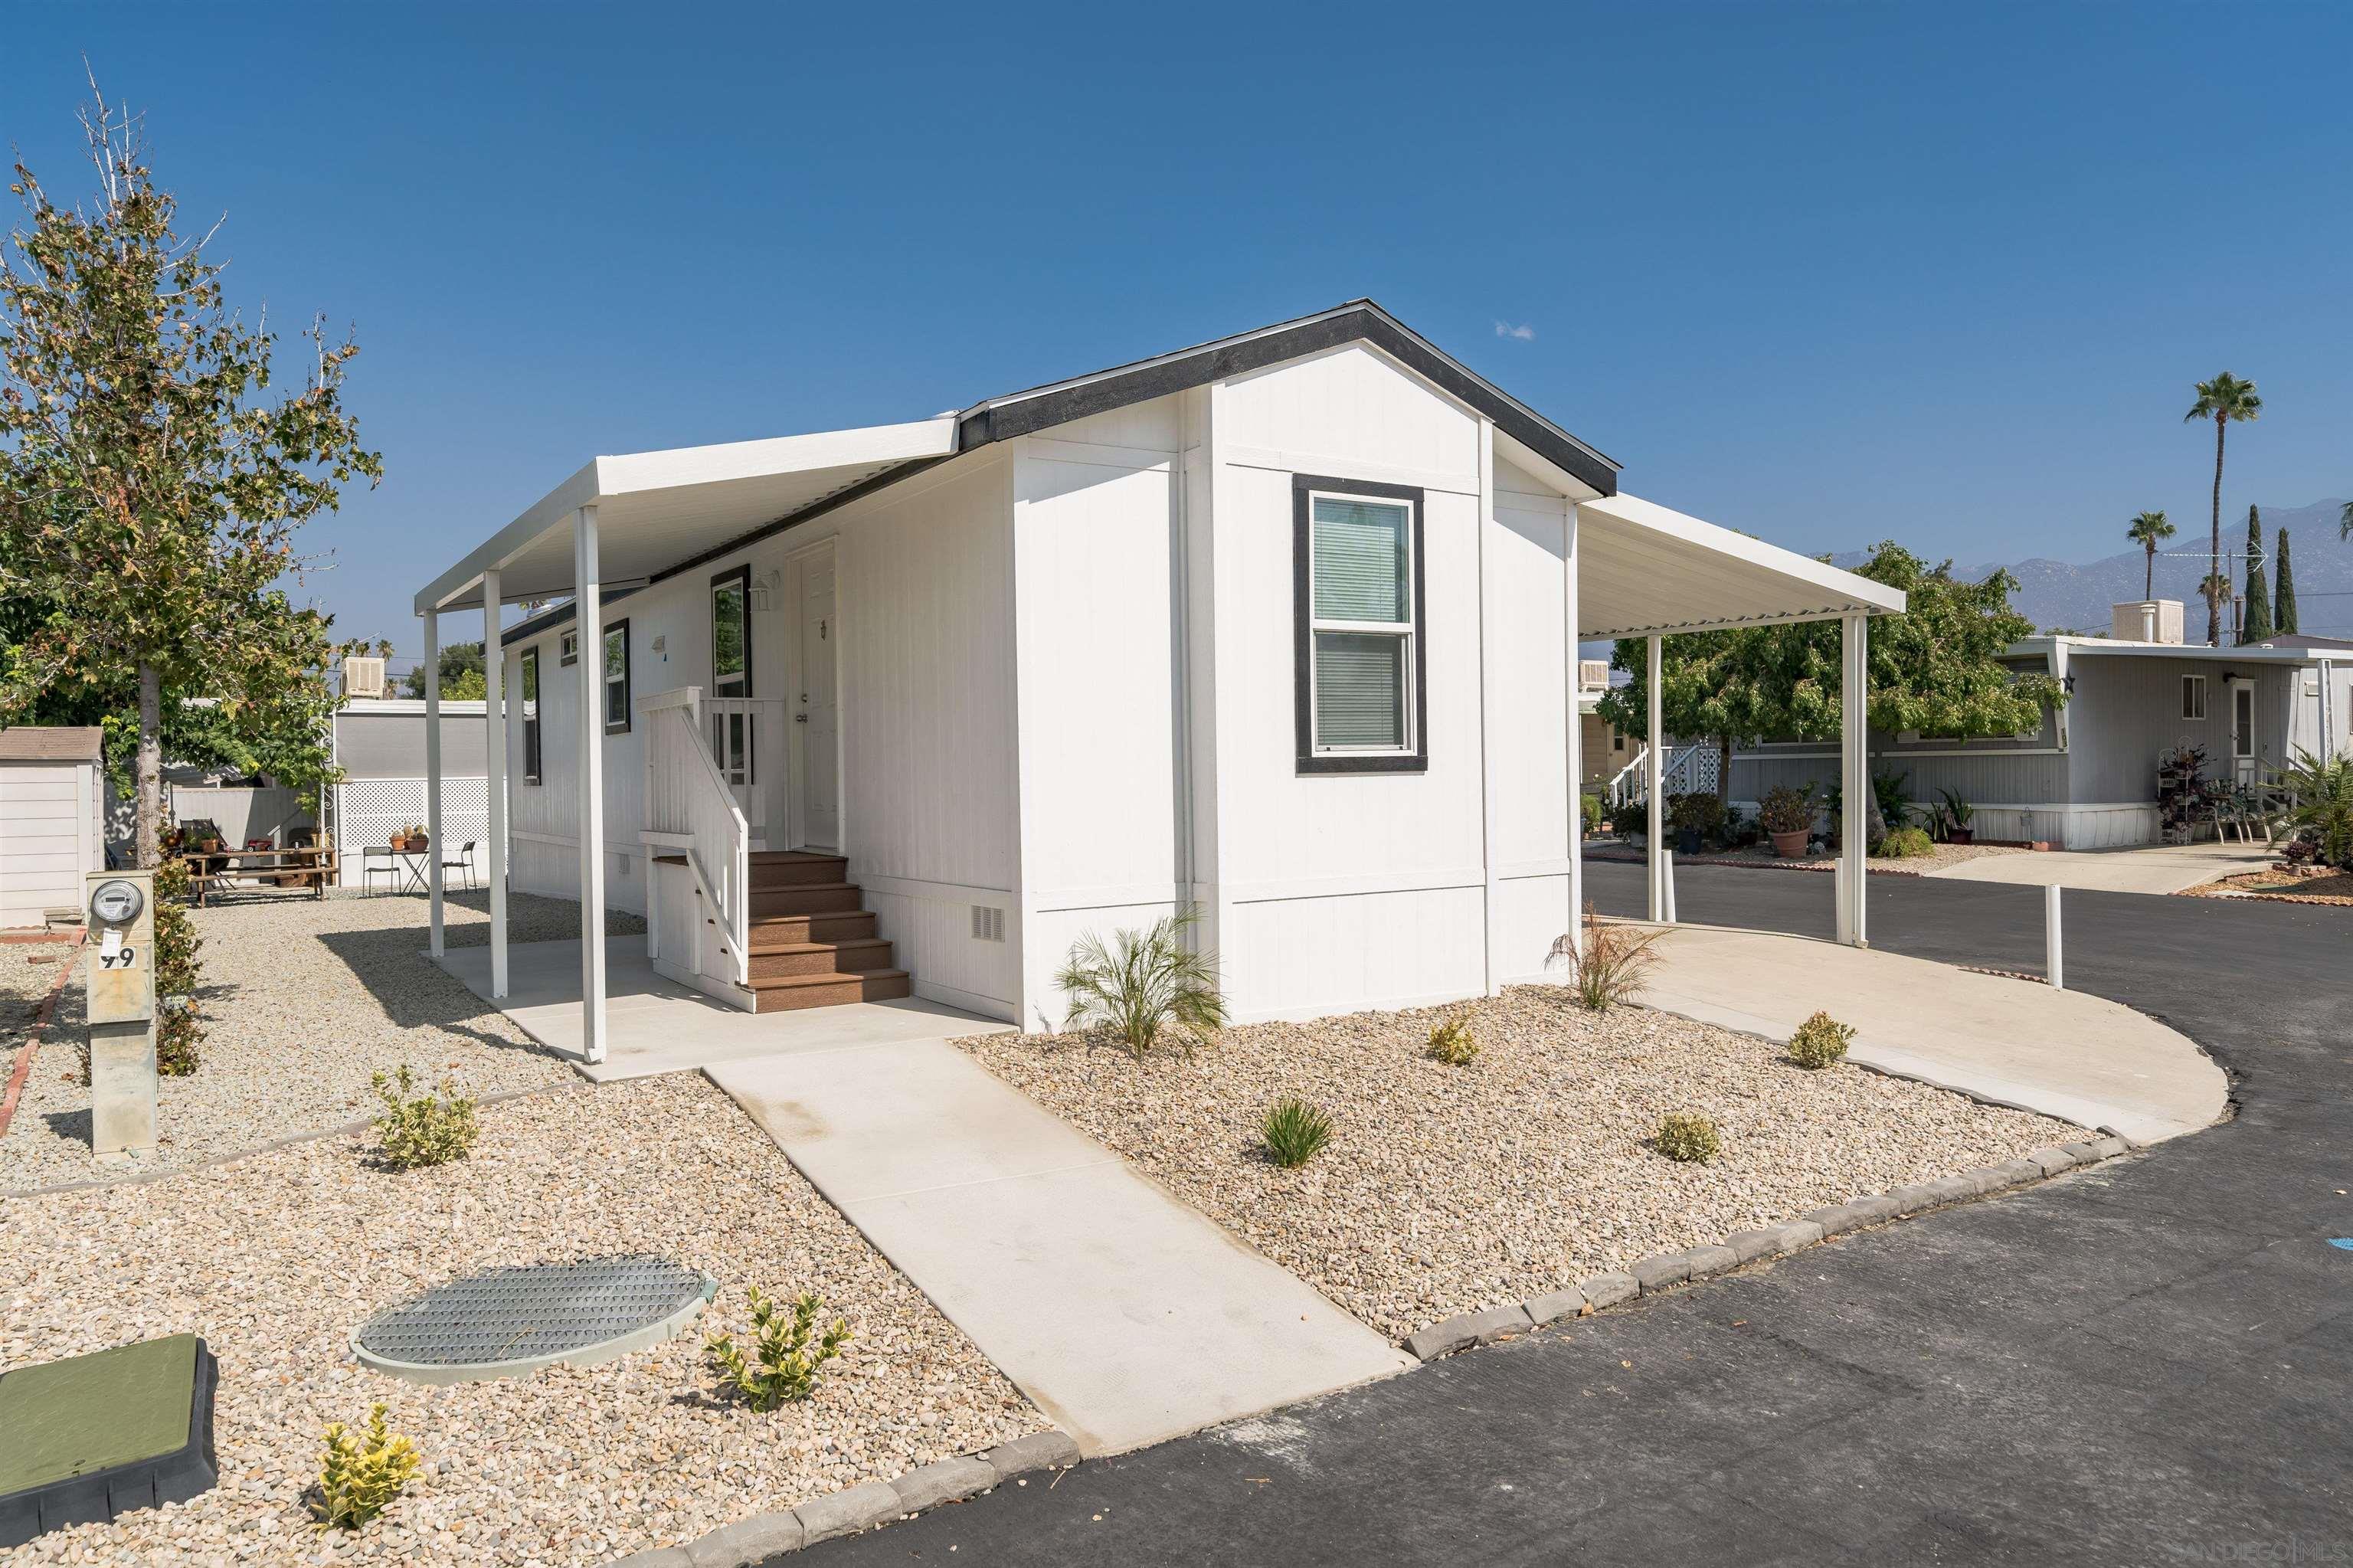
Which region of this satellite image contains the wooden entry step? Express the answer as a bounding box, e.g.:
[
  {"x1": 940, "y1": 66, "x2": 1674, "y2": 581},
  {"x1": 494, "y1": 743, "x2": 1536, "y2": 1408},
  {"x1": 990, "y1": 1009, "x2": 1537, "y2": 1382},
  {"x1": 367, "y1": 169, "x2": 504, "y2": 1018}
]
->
[
  {"x1": 745, "y1": 935, "x2": 897, "y2": 980},
  {"x1": 749, "y1": 851, "x2": 849, "y2": 889},
  {"x1": 748, "y1": 967, "x2": 912, "y2": 1010}
]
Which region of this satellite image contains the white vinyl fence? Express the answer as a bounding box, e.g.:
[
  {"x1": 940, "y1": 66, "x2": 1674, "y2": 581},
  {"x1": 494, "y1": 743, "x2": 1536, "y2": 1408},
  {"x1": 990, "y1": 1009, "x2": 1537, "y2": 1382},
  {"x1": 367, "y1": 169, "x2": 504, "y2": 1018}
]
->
[{"x1": 329, "y1": 777, "x2": 489, "y2": 889}]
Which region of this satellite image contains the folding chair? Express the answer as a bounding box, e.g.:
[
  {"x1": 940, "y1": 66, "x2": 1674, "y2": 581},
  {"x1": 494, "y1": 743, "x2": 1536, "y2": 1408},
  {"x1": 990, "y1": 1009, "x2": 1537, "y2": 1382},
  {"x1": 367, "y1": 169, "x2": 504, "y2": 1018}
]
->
[{"x1": 361, "y1": 845, "x2": 401, "y2": 896}]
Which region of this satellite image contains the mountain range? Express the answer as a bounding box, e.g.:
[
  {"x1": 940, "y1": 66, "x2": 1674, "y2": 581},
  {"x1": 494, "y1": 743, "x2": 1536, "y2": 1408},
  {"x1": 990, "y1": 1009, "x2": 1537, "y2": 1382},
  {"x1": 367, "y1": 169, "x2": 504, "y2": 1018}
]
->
[{"x1": 1834, "y1": 499, "x2": 2353, "y2": 640}]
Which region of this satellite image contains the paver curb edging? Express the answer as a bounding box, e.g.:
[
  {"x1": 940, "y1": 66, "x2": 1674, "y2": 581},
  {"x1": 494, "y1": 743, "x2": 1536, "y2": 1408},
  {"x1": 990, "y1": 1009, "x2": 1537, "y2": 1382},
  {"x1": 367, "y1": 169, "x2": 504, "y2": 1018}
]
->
[
  {"x1": 1582, "y1": 849, "x2": 1934, "y2": 879},
  {"x1": 1401, "y1": 1136, "x2": 2134, "y2": 1361},
  {"x1": 0, "y1": 931, "x2": 86, "y2": 1144},
  {"x1": 601, "y1": 1429, "x2": 1082, "y2": 1566}
]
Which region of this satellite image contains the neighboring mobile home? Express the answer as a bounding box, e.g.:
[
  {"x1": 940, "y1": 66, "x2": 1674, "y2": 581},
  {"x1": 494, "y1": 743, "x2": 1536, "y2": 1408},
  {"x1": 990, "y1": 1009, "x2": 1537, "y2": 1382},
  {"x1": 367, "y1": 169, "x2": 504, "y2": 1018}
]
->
[
  {"x1": 0, "y1": 726, "x2": 105, "y2": 929},
  {"x1": 414, "y1": 301, "x2": 1904, "y2": 1059},
  {"x1": 1728, "y1": 598, "x2": 2351, "y2": 847}
]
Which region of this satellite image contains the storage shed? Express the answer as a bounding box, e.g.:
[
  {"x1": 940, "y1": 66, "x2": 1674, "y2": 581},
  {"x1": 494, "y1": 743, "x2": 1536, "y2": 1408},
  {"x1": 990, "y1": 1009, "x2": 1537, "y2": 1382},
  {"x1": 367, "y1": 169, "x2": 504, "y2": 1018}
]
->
[{"x1": 0, "y1": 727, "x2": 105, "y2": 929}]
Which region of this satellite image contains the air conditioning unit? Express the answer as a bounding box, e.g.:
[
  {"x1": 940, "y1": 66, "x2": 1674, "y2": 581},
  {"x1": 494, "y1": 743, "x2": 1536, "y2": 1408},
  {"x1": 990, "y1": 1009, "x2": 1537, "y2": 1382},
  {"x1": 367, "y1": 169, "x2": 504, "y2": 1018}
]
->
[{"x1": 342, "y1": 656, "x2": 387, "y2": 699}]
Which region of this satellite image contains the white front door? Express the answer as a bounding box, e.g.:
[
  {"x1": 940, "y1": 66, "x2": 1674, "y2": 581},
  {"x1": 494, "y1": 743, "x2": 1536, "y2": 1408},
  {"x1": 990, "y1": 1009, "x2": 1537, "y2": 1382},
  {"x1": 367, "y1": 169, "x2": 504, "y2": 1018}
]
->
[
  {"x1": 2229, "y1": 677, "x2": 2257, "y2": 786},
  {"x1": 793, "y1": 546, "x2": 839, "y2": 851}
]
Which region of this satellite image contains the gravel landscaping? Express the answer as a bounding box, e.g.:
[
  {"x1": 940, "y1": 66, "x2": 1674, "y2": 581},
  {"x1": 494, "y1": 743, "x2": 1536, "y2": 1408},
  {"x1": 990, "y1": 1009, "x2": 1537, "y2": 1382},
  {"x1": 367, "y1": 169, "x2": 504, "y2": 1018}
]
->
[
  {"x1": 2184, "y1": 867, "x2": 2353, "y2": 905},
  {"x1": 961, "y1": 987, "x2": 2085, "y2": 1342},
  {"x1": 0, "y1": 891, "x2": 636, "y2": 1195},
  {"x1": 0, "y1": 1072, "x2": 1043, "y2": 1566}
]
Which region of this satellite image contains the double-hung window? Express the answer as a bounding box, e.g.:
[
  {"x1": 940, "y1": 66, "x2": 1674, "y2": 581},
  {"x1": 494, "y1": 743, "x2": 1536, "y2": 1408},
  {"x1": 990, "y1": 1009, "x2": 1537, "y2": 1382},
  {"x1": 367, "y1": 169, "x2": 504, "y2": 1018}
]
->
[
  {"x1": 1294, "y1": 475, "x2": 1426, "y2": 772},
  {"x1": 709, "y1": 567, "x2": 754, "y2": 788},
  {"x1": 603, "y1": 619, "x2": 631, "y2": 735},
  {"x1": 519, "y1": 649, "x2": 542, "y2": 784},
  {"x1": 2181, "y1": 674, "x2": 2207, "y2": 722}
]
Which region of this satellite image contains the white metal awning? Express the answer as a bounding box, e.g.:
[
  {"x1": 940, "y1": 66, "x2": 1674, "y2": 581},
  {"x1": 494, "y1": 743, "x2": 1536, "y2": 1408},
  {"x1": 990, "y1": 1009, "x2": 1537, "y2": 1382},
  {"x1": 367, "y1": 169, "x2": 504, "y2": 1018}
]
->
[
  {"x1": 1577, "y1": 493, "x2": 1905, "y2": 639},
  {"x1": 414, "y1": 417, "x2": 959, "y2": 615}
]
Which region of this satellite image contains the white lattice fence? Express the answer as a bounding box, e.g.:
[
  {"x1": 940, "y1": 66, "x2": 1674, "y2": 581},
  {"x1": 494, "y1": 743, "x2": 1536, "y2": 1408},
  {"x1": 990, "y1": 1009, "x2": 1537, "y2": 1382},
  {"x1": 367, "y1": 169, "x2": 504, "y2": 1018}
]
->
[{"x1": 332, "y1": 777, "x2": 488, "y2": 887}]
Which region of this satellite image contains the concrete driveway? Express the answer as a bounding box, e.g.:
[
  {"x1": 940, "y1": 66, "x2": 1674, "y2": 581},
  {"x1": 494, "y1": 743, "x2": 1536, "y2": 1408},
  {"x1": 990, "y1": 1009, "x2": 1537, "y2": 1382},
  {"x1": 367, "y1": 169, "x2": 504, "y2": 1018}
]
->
[{"x1": 1926, "y1": 838, "x2": 2271, "y2": 895}]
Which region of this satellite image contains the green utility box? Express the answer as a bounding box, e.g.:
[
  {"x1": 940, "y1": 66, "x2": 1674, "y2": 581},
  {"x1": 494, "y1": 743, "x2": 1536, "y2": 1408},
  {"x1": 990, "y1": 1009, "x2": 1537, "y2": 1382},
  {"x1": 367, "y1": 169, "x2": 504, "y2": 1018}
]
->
[{"x1": 0, "y1": 1333, "x2": 218, "y2": 1546}]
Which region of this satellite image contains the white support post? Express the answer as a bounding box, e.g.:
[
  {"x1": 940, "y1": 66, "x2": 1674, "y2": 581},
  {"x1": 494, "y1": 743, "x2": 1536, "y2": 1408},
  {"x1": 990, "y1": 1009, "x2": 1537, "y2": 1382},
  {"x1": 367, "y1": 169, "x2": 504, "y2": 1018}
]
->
[
  {"x1": 1564, "y1": 503, "x2": 1583, "y2": 956},
  {"x1": 424, "y1": 608, "x2": 444, "y2": 959},
  {"x1": 574, "y1": 506, "x2": 608, "y2": 1064},
  {"x1": 483, "y1": 567, "x2": 508, "y2": 998},
  {"x1": 2045, "y1": 883, "x2": 2064, "y2": 990},
  {"x1": 1646, "y1": 633, "x2": 1664, "y2": 921},
  {"x1": 1838, "y1": 614, "x2": 1869, "y2": 947},
  {"x1": 2321, "y1": 659, "x2": 2337, "y2": 762}
]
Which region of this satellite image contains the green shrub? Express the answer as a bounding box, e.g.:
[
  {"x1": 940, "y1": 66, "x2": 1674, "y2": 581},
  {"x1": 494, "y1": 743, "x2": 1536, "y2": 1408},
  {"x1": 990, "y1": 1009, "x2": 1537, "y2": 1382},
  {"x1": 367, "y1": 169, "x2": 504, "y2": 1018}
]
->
[
  {"x1": 1612, "y1": 794, "x2": 1648, "y2": 841},
  {"x1": 1757, "y1": 783, "x2": 1817, "y2": 836},
  {"x1": 1425, "y1": 1012, "x2": 1478, "y2": 1066},
  {"x1": 313, "y1": 1403, "x2": 419, "y2": 1530},
  {"x1": 2280, "y1": 750, "x2": 2353, "y2": 869},
  {"x1": 155, "y1": 1001, "x2": 204, "y2": 1076},
  {"x1": 1787, "y1": 1010, "x2": 1854, "y2": 1069},
  {"x1": 1667, "y1": 792, "x2": 1726, "y2": 836},
  {"x1": 1580, "y1": 793, "x2": 1604, "y2": 833},
  {"x1": 1877, "y1": 827, "x2": 1935, "y2": 859},
  {"x1": 369, "y1": 1066, "x2": 479, "y2": 1169},
  {"x1": 150, "y1": 853, "x2": 205, "y2": 1075},
  {"x1": 1261, "y1": 1097, "x2": 1334, "y2": 1169},
  {"x1": 1655, "y1": 1111, "x2": 1720, "y2": 1164},
  {"x1": 1549, "y1": 902, "x2": 1663, "y2": 1011},
  {"x1": 705, "y1": 1287, "x2": 852, "y2": 1411},
  {"x1": 1056, "y1": 910, "x2": 1227, "y2": 1059}
]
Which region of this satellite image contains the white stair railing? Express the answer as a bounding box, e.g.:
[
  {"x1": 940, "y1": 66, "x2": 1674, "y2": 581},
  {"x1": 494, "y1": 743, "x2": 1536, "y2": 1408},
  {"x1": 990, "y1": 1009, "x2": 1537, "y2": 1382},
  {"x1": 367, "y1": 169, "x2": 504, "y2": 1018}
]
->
[
  {"x1": 638, "y1": 686, "x2": 751, "y2": 985},
  {"x1": 1608, "y1": 743, "x2": 1720, "y2": 807}
]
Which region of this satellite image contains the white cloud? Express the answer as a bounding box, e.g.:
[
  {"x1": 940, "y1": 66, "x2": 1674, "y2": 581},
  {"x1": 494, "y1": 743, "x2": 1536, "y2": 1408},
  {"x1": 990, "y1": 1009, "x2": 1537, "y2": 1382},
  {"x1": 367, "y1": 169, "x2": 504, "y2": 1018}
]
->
[{"x1": 1494, "y1": 320, "x2": 1536, "y2": 341}]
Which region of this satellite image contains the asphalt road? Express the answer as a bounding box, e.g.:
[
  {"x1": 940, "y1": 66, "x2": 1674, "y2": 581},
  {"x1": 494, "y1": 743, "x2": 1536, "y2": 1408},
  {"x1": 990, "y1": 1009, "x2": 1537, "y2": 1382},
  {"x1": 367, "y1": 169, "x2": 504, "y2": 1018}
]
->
[{"x1": 803, "y1": 864, "x2": 2353, "y2": 1566}]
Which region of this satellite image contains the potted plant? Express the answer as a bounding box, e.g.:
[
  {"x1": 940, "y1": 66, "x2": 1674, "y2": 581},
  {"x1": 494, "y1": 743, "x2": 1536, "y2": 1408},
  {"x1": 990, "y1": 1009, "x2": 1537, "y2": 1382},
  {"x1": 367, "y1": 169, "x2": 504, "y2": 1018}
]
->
[
  {"x1": 1667, "y1": 792, "x2": 1724, "y2": 856},
  {"x1": 408, "y1": 822, "x2": 429, "y2": 851},
  {"x1": 1758, "y1": 783, "x2": 1817, "y2": 858},
  {"x1": 1936, "y1": 787, "x2": 1975, "y2": 845}
]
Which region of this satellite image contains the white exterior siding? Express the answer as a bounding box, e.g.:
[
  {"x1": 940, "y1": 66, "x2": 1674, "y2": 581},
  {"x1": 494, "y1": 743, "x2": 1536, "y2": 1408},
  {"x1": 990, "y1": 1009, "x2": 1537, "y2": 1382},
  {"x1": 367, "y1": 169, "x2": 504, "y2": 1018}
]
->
[
  {"x1": 2, "y1": 761, "x2": 103, "y2": 928},
  {"x1": 1010, "y1": 403, "x2": 1186, "y2": 1022}
]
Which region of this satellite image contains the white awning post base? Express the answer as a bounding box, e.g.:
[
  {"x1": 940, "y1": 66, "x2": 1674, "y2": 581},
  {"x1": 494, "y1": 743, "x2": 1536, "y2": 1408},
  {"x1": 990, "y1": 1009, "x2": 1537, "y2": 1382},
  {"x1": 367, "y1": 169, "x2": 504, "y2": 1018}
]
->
[
  {"x1": 483, "y1": 567, "x2": 509, "y2": 999},
  {"x1": 1837, "y1": 614, "x2": 1869, "y2": 948},
  {"x1": 424, "y1": 609, "x2": 444, "y2": 960},
  {"x1": 2045, "y1": 883, "x2": 2064, "y2": 990},
  {"x1": 574, "y1": 506, "x2": 608, "y2": 1065},
  {"x1": 1646, "y1": 633, "x2": 1664, "y2": 922}
]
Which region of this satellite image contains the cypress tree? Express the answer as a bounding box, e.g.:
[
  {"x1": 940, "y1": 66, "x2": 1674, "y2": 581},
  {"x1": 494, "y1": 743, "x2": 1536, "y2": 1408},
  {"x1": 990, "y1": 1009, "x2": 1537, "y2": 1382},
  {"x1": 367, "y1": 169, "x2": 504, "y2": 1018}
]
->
[
  {"x1": 2275, "y1": 526, "x2": 2299, "y2": 633},
  {"x1": 2240, "y1": 506, "x2": 2273, "y2": 643}
]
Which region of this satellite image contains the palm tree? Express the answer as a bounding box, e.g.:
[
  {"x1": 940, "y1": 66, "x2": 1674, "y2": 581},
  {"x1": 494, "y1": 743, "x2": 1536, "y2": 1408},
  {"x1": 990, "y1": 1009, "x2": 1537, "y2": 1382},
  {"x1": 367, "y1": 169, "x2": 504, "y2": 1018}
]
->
[
  {"x1": 2126, "y1": 510, "x2": 2174, "y2": 599},
  {"x1": 2184, "y1": 374, "x2": 2262, "y2": 646},
  {"x1": 2198, "y1": 571, "x2": 2234, "y2": 637}
]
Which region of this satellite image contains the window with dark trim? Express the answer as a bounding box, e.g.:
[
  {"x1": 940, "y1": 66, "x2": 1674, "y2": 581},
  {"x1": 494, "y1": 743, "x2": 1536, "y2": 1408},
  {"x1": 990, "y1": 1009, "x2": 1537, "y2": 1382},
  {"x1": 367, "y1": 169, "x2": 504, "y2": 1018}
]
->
[
  {"x1": 1293, "y1": 473, "x2": 1427, "y2": 773},
  {"x1": 603, "y1": 619, "x2": 631, "y2": 735},
  {"x1": 2181, "y1": 673, "x2": 2207, "y2": 721},
  {"x1": 520, "y1": 649, "x2": 542, "y2": 784},
  {"x1": 559, "y1": 627, "x2": 578, "y2": 666},
  {"x1": 711, "y1": 566, "x2": 751, "y2": 697}
]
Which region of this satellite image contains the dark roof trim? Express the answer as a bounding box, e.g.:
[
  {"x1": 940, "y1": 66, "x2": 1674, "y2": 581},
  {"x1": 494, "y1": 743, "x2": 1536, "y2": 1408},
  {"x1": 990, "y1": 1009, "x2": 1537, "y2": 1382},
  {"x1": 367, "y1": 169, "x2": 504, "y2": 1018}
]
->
[
  {"x1": 499, "y1": 584, "x2": 641, "y2": 649},
  {"x1": 517, "y1": 303, "x2": 1616, "y2": 612},
  {"x1": 957, "y1": 300, "x2": 1620, "y2": 496}
]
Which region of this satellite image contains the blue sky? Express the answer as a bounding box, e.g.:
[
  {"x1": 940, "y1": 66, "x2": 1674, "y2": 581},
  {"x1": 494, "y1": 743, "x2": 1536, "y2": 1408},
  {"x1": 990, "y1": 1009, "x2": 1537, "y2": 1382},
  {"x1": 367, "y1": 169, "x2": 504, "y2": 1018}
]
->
[{"x1": 8, "y1": 2, "x2": 2348, "y2": 660}]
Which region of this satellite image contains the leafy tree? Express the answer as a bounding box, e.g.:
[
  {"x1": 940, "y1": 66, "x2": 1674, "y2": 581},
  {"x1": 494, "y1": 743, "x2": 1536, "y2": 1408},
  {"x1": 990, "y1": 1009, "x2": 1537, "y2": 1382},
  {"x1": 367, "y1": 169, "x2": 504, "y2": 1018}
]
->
[
  {"x1": 1603, "y1": 545, "x2": 2059, "y2": 846},
  {"x1": 2275, "y1": 526, "x2": 2298, "y2": 634},
  {"x1": 2125, "y1": 509, "x2": 2173, "y2": 600},
  {"x1": 402, "y1": 639, "x2": 485, "y2": 699},
  {"x1": 2184, "y1": 373, "x2": 2261, "y2": 647},
  {"x1": 0, "y1": 90, "x2": 380, "y2": 867},
  {"x1": 2239, "y1": 506, "x2": 2273, "y2": 644}
]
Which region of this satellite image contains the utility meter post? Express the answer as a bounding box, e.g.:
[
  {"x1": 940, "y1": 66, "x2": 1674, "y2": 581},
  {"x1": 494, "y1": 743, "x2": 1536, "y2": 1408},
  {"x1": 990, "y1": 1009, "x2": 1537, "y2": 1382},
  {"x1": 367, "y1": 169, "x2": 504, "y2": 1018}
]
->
[{"x1": 85, "y1": 869, "x2": 158, "y2": 1164}]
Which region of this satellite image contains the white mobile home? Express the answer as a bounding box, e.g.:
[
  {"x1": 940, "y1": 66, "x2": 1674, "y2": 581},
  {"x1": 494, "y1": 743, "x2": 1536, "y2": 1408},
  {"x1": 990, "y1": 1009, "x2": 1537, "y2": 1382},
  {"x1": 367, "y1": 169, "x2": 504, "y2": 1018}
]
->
[{"x1": 414, "y1": 302, "x2": 1903, "y2": 1059}]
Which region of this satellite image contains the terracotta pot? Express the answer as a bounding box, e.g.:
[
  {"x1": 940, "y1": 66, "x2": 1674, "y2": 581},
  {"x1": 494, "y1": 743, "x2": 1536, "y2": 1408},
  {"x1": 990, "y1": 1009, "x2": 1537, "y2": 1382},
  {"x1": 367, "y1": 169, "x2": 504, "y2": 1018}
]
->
[
  {"x1": 389, "y1": 834, "x2": 410, "y2": 852},
  {"x1": 1769, "y1": 829, "x2": 1809, "y2": 858}
]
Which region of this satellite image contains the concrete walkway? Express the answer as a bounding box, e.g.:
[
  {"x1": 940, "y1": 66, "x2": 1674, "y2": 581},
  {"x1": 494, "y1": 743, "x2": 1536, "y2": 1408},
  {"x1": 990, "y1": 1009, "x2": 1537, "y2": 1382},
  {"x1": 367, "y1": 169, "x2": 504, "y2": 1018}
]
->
[
  {"x1": 705, "y1": 1041, "x2": 1413, "y2": 1457},
  {"x1": 1636, "y1": 922, "x2": 2226, "y2": 1144},
  {"x1": 1925, "y1": 838, "x2": 2271, "y2": 895},
  {"x1": 434, "y1": 937, "x2": 1010, "y2": 1081}
]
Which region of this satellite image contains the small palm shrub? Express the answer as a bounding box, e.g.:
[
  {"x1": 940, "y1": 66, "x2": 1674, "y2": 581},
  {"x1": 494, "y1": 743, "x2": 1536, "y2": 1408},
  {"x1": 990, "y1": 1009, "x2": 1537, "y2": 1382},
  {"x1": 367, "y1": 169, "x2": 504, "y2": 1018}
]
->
[
  {"x1": 1055, "y1": 910, "x2": 1227, "y2": 1059},
  {"x1": 1655, "y1": 1112, "x2": 1720, "y2": 1164},
  {"x1": 1425, "y1": 1012, "x2": 1478, "y2": 1066},
  {"x1": 1877, "y1": 827, "x2": 1935, "y2": 859},
  {"x1": 1787, "y1": 1010, "x2": 1854, "y2": 1069},
  {"x1": 705, "y1": 1287, "x2": 852, "y2": 1410},
  {"x1": 313, "y1": 1403, "x2": 420, "y2": 1530},
  {"x1": 2280, "y1": 750, "x2": 2353, "y2": 869},
  {"x1": 1548, "y1": 902, "x2": 1664, "y2": 1011},
  {"x1": 370, "y1": 1066, "x2": 479, "y2": 1169},
  {"x1": 1261, "y1": 1097, "x2": 1334, "y2": 1169}
]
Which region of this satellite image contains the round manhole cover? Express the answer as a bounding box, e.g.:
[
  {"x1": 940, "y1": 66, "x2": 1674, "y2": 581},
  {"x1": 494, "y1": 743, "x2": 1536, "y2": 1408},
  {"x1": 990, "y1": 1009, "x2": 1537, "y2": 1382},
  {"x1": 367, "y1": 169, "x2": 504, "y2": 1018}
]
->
[{"x1": 353, "y1": 1255, "x2": 717, "y2": 1386}]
